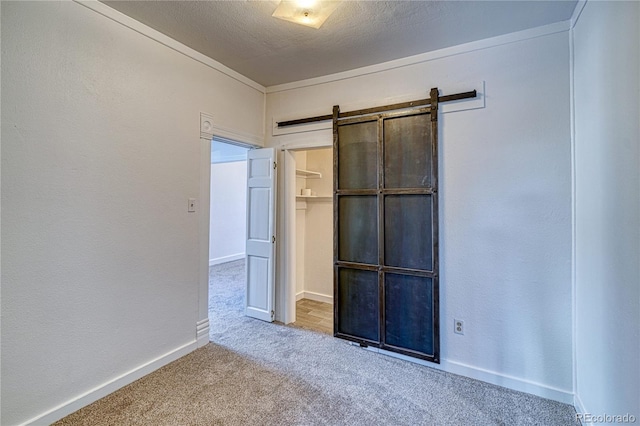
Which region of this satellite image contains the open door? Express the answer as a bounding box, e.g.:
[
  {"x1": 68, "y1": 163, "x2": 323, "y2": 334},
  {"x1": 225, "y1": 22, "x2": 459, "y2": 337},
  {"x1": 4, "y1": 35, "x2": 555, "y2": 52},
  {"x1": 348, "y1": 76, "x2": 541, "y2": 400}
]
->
[{"x1": 245, "y1": 148, "x2": 277, "y2": 322}]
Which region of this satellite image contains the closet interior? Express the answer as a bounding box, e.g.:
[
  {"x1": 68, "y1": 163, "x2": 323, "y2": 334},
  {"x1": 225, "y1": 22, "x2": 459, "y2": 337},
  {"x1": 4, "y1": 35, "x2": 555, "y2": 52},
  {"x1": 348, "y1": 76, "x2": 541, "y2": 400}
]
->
[{"x1": 292, "y1": 147, "x2": 333, "y2": 334}]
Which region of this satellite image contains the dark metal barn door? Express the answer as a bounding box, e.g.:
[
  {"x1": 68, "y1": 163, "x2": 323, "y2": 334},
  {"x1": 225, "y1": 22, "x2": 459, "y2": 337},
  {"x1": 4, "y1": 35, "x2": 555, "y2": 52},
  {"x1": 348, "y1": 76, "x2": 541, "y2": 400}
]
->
[{"x1": 333, "y1": 90, "x2": 440, "y2": 362}]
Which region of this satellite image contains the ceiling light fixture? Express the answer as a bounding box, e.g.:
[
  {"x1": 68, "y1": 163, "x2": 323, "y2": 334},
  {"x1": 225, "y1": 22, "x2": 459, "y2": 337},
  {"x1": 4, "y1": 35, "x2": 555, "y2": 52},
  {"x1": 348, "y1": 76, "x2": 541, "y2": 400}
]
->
[{"x1": 272, "y1": 0, "x2": 340, "y2": 29}]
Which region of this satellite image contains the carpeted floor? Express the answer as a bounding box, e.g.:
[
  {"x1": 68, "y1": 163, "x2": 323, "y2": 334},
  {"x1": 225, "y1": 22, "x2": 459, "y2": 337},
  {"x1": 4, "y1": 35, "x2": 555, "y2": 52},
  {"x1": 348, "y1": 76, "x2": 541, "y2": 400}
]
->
[{"x1": 56, "y1": 259, "x2": 579, "y2": 425}]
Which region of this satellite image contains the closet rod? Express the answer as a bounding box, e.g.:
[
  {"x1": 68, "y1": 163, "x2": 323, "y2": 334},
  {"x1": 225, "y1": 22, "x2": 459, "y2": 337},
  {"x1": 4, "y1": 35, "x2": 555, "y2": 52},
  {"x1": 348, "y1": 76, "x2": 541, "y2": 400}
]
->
[{"x1": 276, "y1": 89, "x2": 477, "y2": 128}]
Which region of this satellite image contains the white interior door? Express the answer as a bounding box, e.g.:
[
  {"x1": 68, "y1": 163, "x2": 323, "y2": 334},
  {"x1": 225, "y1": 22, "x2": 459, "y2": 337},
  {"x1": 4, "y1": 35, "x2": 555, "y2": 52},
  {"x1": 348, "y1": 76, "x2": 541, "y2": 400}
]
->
[{"x1": 245, "y1": 148, "x2": 277, "y2": 322}]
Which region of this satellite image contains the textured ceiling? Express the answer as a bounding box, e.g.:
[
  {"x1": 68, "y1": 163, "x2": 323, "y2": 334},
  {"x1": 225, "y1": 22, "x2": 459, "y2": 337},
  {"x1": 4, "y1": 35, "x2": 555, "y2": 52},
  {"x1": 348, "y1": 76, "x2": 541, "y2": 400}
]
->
[{"x1": 102, "y1": 1, "x2": 578, "y2": 87}]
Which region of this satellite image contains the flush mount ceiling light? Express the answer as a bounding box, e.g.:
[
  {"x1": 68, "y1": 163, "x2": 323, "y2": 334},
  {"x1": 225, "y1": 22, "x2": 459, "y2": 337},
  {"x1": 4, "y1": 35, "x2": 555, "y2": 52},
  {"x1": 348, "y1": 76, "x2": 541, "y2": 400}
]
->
[{"x1": 272, "y1": 0, "x2": 341, "y2": 29}]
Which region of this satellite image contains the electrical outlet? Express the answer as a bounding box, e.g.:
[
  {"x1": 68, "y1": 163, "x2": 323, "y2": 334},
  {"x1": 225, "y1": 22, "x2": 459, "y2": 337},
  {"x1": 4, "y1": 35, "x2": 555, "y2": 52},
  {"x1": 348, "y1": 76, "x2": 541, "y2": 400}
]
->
[{"x1": 454, "y1": 319, "x2": 464, "y2": 335}]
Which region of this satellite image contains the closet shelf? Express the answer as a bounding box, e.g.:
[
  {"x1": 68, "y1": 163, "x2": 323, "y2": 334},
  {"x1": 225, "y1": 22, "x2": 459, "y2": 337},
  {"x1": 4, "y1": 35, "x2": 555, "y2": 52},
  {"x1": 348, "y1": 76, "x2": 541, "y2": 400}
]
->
[{"x1": 296, "y1": 169, "x2": 322, "y2": 179}]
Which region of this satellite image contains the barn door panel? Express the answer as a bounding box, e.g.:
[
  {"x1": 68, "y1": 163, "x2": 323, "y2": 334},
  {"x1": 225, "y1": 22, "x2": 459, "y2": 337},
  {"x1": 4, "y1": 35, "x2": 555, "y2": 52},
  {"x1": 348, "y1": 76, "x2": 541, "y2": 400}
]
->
[{"x1": 334, "y1": 105, "x2": 439, "y2": 363}]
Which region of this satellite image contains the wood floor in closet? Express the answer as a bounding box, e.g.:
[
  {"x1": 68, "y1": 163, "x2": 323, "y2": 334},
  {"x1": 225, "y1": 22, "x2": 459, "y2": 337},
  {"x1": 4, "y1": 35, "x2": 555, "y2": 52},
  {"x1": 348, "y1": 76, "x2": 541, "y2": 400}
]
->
[{"x1": 293, "y1": 298, "x2": 333, "y2": 335}]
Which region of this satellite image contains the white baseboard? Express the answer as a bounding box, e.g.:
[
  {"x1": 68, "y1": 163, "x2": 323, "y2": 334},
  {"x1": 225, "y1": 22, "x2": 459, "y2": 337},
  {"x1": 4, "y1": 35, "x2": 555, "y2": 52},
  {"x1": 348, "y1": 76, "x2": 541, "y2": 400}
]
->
[
  {"x1": 23, "y1": 341, "x2": 198, "y2": 426},
  {"x1": 296, "y1": 291, "x2": 333, "y2": 304},
  {"x1": 357, "y1": 345, "x2": 574, "y2": 405},
  {"x1": 574, "y1": 393, "x2": 590, "y2": 425},
  {"x1": 209, "y1": 253, "x2": 244, "y2": 266},
  {"x1": 196, "y1": 318, "x2": 210, "y2": 347},
  {"x1": 442, "y1": 359, "x2": 574, "y2": 404}
]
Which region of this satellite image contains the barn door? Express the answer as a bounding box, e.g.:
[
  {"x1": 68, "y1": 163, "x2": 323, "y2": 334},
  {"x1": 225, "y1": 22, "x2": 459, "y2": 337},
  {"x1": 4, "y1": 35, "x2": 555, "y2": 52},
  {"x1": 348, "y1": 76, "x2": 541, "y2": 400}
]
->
[
  {"x1": 334, "y1": 96, "x2": 440, "y2": 362},
  {"x1": 245, "y1": 148, "x2": 277, "y2": 322}
]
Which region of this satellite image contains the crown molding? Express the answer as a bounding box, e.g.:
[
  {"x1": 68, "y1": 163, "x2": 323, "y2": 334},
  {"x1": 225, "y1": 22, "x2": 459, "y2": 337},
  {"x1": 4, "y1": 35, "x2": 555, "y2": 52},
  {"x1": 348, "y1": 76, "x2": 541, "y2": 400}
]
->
[
  {"x1": 570, "y1": 0, "x2": 588, "y2": 29},
  {"x1": 266, "y1": 20, "x2": 571, "y2": 94},
  {"x1": 73, "y1": 0, "x2": 266, "y2": 94}
]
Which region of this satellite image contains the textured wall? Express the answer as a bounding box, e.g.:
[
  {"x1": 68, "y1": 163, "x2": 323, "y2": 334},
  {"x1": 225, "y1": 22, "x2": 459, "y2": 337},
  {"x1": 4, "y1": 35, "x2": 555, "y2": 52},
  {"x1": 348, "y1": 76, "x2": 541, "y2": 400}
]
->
[
  {"x1": 573, "y1": 0, "x2": 640, "y2": 418},
  {"x1": 0, "y1": 2, "x2": 263, "y2": 424},
  {"x1": 267, "y1": 31, "x2": 573, "y2": 401}
]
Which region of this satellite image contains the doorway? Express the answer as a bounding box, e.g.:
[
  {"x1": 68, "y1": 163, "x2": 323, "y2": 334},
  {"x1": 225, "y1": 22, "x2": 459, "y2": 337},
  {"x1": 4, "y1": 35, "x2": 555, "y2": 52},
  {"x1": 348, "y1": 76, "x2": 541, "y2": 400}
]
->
[
  {"x1": 208, "y1": 137, "x2": 250, "y2": 335},
  {"x1": 287, "y1": 147, "x2": 334, "y2": 334},
  {"x1": 206, "y1": 137, "x2": 335, "y2": 334}
]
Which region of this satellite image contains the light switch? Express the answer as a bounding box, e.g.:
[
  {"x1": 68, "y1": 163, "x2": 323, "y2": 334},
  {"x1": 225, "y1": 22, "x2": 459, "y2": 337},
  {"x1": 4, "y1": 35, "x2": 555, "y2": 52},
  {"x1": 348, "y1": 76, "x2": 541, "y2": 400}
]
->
[{"x1": 188, "y1": 198, "x2": 197, "y2": 212}]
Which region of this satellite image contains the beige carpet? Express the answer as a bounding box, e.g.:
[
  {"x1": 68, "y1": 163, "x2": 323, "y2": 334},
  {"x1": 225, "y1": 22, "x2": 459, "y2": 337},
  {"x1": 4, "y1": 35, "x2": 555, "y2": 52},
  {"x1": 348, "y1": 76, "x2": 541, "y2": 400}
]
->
[
  {"x1": 55, "y1": 260, "x2": 579, "y2": 425},
  {"x1": 55, "y1": 343, "x2": 357, "y2": 425}
]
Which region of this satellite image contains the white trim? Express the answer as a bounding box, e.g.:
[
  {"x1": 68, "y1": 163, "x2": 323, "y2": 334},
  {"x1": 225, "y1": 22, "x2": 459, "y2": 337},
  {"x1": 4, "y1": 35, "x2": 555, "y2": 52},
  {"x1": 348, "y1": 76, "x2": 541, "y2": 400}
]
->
[
  {"x1": 196, "y1": 318, "x2": 210, "y2": 347},
  {"x1": 211, "y1": 123, "x2": 264, "y2": 148},
  {"x1": 22, "y1": 341, "x2": 197, "y2": 426},
  {"x1": 200, "y1": 112, "x2": 215, "y2": 140},
  {"x1": 198, "y1": 136, "x2": 211, "y2": 354},
  {"x1": 441, "y1": 359, "x2": 574, "y2": 405},
  {"x1": 296, "y1": 291, "x2": 333, "y2": 304},
  {"x1": 277, "y1": 134, "x2": 334, "y2": 151},
  {"x1": 209, "y1": 253, "x2": 245, "y2": 266},
  {"x1": 570, "y1": 2, "x2": 588, "y2": 413},
  {"x1": 200, "y1": 112, "x2": 264, "y2": 148},
  {"x1": 266, "y1": 21, "x2": 570, "y2": 93},
  {"x1": 356, "y1": 345, "x2": 574, "y2": 405},
  {"x1": 574, "y1": 394, "x2": 590, "y2": 425},
  {"x1": 570, "y1": 0, "x2": 588, "y2": 29},
  {"x1": 282, "y1": 145, "x2": 332, "y2": 325},
  {"x1": 73, "y1": 1, "x2": 265, "y2": 94},
  {"x1": 281, "y1": 151, "x2": 297, "y2": 324},
  {"x1": 569, "y1": 17, "x2": 579, "y2": 409}
]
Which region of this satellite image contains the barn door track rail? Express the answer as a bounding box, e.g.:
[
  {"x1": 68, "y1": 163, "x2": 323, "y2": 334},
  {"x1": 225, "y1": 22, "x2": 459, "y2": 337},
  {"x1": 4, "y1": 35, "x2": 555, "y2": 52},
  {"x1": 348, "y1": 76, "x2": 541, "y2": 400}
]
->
[{"x1": 276, "y1": 88, "x2": 477, "y2": 128}]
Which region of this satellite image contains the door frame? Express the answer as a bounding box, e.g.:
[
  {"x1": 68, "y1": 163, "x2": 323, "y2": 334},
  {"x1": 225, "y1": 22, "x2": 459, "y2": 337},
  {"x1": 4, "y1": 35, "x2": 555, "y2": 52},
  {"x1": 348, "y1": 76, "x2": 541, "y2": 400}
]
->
[
  {"x1": 200, "y1": 112, "x2": 332, "y2": 334},
  {"x1": 199, "y1": 112, "x2": 262, "y2": 345},
  {"x1": 280, "y1": 140, "x2": 333, "y2": 325}
]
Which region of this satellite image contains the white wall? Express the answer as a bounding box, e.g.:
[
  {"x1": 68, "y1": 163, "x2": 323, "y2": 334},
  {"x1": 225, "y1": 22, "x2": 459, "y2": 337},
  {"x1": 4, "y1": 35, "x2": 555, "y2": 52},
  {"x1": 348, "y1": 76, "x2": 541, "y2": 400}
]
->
[
  {"x1": 573, "y1": 0, "x2": 640, "y2": 419},
  {"x1": 267, "y1": 30, "x2": 573, "y2": 402},
  {"x1": 0, "y1": 2, "x2": 264, "y2": 425},
  {"x1": 210, "y1": 161, "x2": 247, "y2": 265}
]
